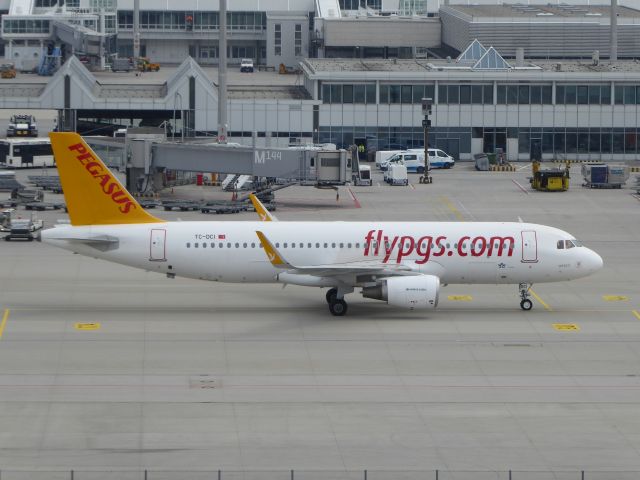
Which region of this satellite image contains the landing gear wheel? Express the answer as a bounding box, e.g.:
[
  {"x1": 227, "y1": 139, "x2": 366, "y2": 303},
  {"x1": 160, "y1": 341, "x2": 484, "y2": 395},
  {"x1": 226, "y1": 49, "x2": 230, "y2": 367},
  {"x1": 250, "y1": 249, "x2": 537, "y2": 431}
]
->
[
  {"x1": 329, "y1": 299, "x2": 348, "y2": 316},
  {"x1": 417, "y1": 166, "x2": 425, "y2": 174},
  {"x1": 520, "y1": 299, "x2": 533, "y2": 311},
  {"x1": 326, "y1": 288, "x2": 337, "y2": 304},
  {"x1": 518, "y1": 283, "x2": 533, "y2": 311}
]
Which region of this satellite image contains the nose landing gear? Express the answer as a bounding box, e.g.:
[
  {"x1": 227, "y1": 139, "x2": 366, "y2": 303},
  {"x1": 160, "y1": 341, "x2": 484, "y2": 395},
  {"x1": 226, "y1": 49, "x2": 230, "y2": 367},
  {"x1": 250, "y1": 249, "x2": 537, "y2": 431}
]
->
[{"x1": 519, "y1": 283, "x2": 533, "y2": 310}]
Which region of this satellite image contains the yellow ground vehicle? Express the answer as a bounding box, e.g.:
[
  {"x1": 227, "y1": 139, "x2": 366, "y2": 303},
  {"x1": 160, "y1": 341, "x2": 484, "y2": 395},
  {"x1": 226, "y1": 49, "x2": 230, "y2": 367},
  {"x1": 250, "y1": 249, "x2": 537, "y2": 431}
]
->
[
  {"x1": 530, "y1": 161, "x2": 570, "y2": 191},
  {"x1": 1, "y1": 63, "x2": 17, "y2": 79},
  {"x1": 137, "y1": 58, "x2": 160, "y2": 72}
]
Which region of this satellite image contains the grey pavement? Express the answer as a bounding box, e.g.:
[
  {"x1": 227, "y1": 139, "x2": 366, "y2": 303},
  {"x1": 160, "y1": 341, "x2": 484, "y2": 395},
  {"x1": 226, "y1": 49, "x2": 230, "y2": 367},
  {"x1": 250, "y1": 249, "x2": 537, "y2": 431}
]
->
[{"x1": 0, "y1": 165, "x2": 639, "y2": 476}]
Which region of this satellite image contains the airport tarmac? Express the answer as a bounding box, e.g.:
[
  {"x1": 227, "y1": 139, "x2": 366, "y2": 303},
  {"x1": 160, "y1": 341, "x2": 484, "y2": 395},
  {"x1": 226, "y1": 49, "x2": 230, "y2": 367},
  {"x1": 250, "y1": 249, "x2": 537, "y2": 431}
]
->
[{"x1": 1, "y1": 165, "x2": 640, "y2": 478}]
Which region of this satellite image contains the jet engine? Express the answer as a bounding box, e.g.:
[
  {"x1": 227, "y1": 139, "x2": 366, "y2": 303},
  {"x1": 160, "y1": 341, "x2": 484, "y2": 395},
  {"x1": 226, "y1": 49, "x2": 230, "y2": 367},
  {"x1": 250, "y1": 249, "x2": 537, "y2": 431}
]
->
[{"x1": 362, "y1": 275, "x2": 440, "y2": 309}]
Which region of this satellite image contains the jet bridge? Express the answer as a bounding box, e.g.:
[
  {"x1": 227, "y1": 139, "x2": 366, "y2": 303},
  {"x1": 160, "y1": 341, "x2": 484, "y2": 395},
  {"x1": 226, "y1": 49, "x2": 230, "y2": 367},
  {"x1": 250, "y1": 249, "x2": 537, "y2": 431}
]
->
[{"x1": 85, "y1": 134, "x2": 352, "y2": 193}]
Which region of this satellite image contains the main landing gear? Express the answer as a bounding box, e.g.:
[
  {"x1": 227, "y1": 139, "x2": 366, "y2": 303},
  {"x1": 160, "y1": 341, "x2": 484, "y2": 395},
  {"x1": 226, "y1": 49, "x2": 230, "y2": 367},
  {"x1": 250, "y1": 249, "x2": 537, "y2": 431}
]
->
[
  {"x1": 519, "y1": 283, "x2": 533, "y2": 311},
  {"x1": 326, "y1": 287, "x2": 348, "y2": 316}
]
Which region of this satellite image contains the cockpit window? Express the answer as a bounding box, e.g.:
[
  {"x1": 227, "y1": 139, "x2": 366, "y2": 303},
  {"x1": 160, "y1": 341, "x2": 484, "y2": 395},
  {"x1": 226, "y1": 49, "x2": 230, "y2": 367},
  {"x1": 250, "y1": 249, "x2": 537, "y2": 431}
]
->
[{"x1": 558, "y1": 239, "x2": 582, "y2": 250}]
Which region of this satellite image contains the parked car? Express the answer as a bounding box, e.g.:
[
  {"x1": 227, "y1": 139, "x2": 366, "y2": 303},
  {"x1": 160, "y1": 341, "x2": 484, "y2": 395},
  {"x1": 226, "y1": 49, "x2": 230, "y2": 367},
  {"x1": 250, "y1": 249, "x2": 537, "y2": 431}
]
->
[{"x1": 240, "y1": 58, "x2": 254, "y2": 73}]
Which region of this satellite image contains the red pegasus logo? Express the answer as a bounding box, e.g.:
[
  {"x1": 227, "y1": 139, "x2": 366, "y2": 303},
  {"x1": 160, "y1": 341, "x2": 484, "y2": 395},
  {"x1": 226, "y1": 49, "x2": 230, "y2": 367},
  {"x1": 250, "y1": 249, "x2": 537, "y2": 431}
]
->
[{"x1": 68, "y1": 143, "x2": 136, "y2": 214}]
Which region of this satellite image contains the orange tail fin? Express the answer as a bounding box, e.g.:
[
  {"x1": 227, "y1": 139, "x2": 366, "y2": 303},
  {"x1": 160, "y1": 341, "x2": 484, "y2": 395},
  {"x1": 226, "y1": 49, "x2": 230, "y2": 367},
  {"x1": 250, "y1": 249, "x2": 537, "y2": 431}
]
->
[{"x1": 49, "y1": 132, "x2": 164, "y2": 226}]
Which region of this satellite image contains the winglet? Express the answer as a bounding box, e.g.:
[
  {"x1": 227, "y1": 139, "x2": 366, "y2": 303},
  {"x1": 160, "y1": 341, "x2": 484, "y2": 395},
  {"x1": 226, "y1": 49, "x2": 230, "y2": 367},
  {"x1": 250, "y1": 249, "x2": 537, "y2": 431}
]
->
[
  {"x1": 256, "y1": 231, "x2": 291, "y2": 268},
  {"x1": 49, "y1": 132, "x2": 164, "y2": 226},
  {"x1": 249, "y1": 194, "x2": 278, "y2": 222}
]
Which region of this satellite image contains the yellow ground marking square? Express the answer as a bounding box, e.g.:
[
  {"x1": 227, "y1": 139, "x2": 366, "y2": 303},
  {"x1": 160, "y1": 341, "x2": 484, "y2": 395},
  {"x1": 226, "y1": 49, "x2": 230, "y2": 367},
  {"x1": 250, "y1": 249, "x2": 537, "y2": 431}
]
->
[
  {"x1": 448, "y1": 295, "x2": 473, "y2": 301},
  {"x1": 75, "y1": 323, "x2": 101, "y2": 331},
  {"x1": 603, "y1": 295, "x2": 628, "y2": 302},
  {"x1": 553, "y1": 323, "x2": 580, "y2": 331}
]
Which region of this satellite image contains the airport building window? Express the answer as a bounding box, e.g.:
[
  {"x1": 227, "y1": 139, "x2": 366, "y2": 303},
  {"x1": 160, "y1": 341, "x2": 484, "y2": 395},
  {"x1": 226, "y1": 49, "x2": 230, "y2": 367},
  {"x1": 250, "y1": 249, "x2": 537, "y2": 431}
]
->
[
  {"x1": 295, "y1": 24, "x2": 302, "y2": 57},
  {"x1": 556, "y1": 84, "x2": 611, "y2": 105},
  {"x1": 117, "y1": 11, "x2": 265, "y2": 31},
  {"x1": 322, "y1": 83, "x2": 376, "y2": 104},
  {"x1": 274, "y1": 24, "x2": 281, "y2": 56},
  {"x1": 379, "y1": 84, "x2": 435, "y2": 105},
  {"x1": 496, "y1": 84, "x2": 552, "y2": 105},
  {"x1": 2, "y1": 19, "x2": 51, "y2": 34},
  {"x1": 439, "y1": 84, "x2": 493, "y2": 104},
  {"x1": 614, "y1": 85, "x2": 640, "y2": 105}
]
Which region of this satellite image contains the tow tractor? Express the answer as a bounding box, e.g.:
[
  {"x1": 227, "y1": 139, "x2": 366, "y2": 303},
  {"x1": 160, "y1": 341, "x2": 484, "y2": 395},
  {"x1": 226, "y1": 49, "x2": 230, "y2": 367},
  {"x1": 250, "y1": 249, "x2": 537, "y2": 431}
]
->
[{"x1": 530, "y1": 161, "x2": 570, "y2": 192}]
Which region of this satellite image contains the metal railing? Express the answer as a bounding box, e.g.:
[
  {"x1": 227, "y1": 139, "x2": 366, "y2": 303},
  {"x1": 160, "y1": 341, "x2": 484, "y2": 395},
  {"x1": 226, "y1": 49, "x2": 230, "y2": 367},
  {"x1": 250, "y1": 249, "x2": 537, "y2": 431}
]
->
[{"x1": 0, "y1": 470, "x2": 638, "y2": 480}]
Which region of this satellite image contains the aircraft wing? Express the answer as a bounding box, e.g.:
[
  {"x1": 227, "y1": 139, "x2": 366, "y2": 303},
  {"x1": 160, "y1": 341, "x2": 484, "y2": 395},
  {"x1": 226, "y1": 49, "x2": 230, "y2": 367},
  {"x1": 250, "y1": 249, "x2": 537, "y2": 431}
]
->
[{"x1": 255, "y1": 230, "x2": 422, "y2": 278}]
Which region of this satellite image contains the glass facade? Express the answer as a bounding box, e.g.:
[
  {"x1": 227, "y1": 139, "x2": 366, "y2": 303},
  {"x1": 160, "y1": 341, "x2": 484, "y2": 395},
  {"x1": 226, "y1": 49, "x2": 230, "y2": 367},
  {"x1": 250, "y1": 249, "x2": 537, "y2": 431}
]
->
[
  {"x1": 322, "y1": 83, "x2": 376, "y2": 104},
  {"x1": 496, "y1": 84, "x2": 552, "y2": 105},
  {"x1": 2, "y1": 19, "x2": 51, "y2": 33},
  {"x1": 117, "y1": 11, "x2": 266, "y2": 31}
]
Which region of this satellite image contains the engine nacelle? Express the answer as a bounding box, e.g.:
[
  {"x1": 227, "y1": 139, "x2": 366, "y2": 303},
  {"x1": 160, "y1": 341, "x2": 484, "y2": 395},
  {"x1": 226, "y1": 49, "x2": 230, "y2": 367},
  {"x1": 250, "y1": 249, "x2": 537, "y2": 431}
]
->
[{"x1": 362, "y1": 275, "x2": 440, "y2": 310}]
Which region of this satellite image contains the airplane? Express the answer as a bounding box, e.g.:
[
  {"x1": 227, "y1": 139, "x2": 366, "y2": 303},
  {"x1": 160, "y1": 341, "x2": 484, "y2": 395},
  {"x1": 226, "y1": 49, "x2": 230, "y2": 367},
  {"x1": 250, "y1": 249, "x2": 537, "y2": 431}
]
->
[{"x1": 42, "y1": 132, "x2": 603, "y2": 316}]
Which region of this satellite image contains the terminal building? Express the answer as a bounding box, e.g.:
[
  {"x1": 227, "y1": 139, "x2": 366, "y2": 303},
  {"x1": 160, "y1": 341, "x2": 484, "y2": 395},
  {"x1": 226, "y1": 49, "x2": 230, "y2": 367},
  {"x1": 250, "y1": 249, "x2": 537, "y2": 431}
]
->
[{"x1": 0, "y1": 2, "x2": 639, "y2": 162}]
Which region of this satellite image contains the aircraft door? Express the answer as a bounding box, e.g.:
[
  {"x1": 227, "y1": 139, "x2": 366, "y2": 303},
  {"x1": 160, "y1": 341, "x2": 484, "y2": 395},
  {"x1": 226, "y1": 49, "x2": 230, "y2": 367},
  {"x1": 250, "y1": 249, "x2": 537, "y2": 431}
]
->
[
  {"x1": 149, "y1": 229, "x2": 167, "y2": 261},
  {"x1": 521, "y1": 230, "x2": 538, "y2": 263}
]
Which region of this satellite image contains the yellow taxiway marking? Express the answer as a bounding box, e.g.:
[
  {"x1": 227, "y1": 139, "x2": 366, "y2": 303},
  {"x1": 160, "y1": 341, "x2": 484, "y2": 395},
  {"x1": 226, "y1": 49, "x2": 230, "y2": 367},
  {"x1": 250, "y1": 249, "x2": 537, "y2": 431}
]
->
[
  {"x1": 553, "y1": 323, "x2": 579, "y2": 331},
  {"x1": 439, "y1": 196, "x2": 465, "y2": 222},
  {"x1": 603, "y1": 295, "x2": 628, "y2": 302},
  {"x1": 0, "y1": 309, "x2": 9, "y2": 339},
  {"x1": 75, "y1": 323, "x2": 101, "y2": 331},
  {"x1": 448, "y1": 295, "x2": 473, "y2": 301},
  {"x1": 529, "y1": 288, "x2": 553, "y2": 312},
  {"x1": 633, "y1": 310, "x2": 640, "y2": 321}
]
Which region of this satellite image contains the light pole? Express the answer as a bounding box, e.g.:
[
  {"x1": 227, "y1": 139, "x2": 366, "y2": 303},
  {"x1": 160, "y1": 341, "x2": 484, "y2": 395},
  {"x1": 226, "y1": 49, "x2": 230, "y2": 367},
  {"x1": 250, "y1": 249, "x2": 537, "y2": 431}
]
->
[{"x1": 420, "y1": 97, "x2": 433, "y2": 184}]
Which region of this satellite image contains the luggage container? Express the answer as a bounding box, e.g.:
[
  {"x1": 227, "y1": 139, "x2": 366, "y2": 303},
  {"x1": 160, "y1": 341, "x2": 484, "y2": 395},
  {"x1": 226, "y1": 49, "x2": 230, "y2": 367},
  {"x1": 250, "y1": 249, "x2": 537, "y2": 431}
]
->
[
  {"x1": 581, "y1": 163, "x2": 629, "y2": 188},
  {"x1": 387, "y1": 164, "x2": 408, "y2": 186}
]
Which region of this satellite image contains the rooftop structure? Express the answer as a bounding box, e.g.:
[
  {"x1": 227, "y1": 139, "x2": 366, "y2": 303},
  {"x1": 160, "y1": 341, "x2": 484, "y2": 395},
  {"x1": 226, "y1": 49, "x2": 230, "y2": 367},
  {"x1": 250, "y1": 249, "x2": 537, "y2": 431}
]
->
[{"x1": 441, "y1": 3, "x2": 640, "y2": 59}]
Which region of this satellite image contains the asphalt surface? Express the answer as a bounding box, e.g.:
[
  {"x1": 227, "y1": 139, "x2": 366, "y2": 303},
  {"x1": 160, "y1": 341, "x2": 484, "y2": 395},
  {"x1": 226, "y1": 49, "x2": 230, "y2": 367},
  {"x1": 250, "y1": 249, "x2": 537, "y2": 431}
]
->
[{"x1": 0, "y1": 164, "x2": 639, "y2": 477}]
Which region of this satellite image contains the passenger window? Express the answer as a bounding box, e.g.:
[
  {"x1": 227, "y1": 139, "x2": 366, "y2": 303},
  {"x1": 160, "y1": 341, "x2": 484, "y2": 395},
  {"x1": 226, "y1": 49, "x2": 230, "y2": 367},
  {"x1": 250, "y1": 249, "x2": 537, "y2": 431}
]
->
[
  {"x1": 219, "y1": 243, "x2": 223, "y2": 248},
  {"x1": 202, "y1": 243, "x2": 207, "y2": 248},
  {"x1": 339, "y1": 243, "x2": 344, "y2": 248},
  {"x1": 186, "y1": 243, "x2": 191, "y2": 248},
  {"x1": 211, "y1": 243, "x2": 215, "y2": 248},
  {"x1": 251, "y1": 243, "x2": 255, "y2": 248},
  {"x1": 195, "y1": 243, "x2": 199, "y2": 248},
  {"x1": 332, "y1": 243, "x2": 336, "y2": 248},
  {"x1": 347, "y1": 243, "x2": 352, "y2": 248},
  {"x1": 308, "y1": 243, "x2": 312, "y2": 248},
  {"x1": 291, "y1": 243, "x2": 295, "y2": 248},
  {"x1": 284, "y1": 243, "x2": 288, "y2": 248},
  {"x1": 300, "y1": 243, "x2": 304, "y2": 248},
  {"x1": 356, "y1": 243, "x2": 360, "y2": 248},
  {"x1": 276, "y1": 243, "x2": 280, "y2": 248},
  {"x1": 235, "y1": 243, "x2": 239, "y2": 248},
  {"x1": 243, "y1": 243, "x2": 247, "y2": 248},
  {"x1": 315, "y1": 243, "x2": 320, "y2": 248},
  {"x1": 227, "y1": 243, "x2": 231, "y2": 248},
  {"x1": 324, "y1": 243, "x2": 328, "y2": 248}
]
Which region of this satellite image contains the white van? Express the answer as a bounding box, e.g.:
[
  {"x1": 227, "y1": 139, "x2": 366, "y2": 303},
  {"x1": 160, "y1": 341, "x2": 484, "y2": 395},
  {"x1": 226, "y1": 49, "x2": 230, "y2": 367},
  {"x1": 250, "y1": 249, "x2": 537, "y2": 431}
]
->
[
  {"x1": 427, "y1": 149, "x2": 455, "y2": 169},
  {"x1": 375, "y1": 150, "x2": 404, "y2": 169},
  {"x1": 381, "y1": 151, "x2": 426, "y2": 173}
]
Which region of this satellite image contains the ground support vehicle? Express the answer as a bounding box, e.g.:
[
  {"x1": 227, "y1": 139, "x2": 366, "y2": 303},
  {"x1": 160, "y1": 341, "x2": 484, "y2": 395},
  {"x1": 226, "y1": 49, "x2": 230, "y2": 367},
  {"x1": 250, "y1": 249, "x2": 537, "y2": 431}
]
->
[{"x1": 7, "y1": 115, "x2": 38, "y2": 137}]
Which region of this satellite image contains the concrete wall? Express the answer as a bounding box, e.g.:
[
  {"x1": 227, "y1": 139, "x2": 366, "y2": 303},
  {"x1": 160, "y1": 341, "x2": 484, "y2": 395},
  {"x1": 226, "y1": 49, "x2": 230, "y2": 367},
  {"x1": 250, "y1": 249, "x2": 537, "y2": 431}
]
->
[
  {"x1": 323, "y1": 17, "x2": 440, "y2": 48},
  {"x1": 266, "y1": 14, "x2": 309, "y2": 70}
]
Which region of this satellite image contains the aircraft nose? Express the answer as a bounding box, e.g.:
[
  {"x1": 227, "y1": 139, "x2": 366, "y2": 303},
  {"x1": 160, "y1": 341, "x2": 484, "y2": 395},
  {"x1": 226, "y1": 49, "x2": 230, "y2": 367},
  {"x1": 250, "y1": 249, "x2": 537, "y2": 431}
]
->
[{"x1": 587, "y1": 249, "x2": 604, "y2": 272}]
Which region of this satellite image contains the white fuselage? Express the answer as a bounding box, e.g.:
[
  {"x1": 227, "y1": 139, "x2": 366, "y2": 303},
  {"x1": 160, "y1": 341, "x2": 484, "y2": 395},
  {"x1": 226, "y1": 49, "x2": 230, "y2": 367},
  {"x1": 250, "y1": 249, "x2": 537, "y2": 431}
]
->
[{"x1": 42, "y1": 221, "x2": 603, "y2": 286}]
